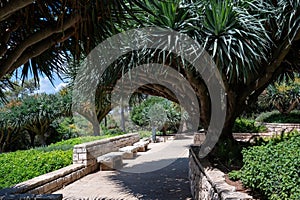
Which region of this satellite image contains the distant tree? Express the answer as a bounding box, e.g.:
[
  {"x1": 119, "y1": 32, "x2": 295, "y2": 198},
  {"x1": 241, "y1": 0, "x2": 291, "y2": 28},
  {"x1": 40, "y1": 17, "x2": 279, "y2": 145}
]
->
[
  {"x1": 0, "y1": 91, "x2": 71, "y2": 151},
  {"x1": 263, "y1": 77, "x2": 300, "y2": 114},
  {"x1": 0, "y1": 100, "x2": 23, "y2": 152},
  {"x1": 5, "y1": 79, "x2": 38, "y2": 99},
  {"x1": 131, "y1": 96, "x2": 182, "y2": 133}
]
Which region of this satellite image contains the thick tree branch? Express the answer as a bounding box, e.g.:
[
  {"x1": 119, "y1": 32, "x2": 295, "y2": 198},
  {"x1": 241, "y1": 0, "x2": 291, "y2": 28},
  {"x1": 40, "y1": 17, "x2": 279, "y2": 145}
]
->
[
  {"x1": 0, "y1": 0, "x2": 34, "y2": 21},
  {"x1": 243, "y1": 28, "x2": 300, "y2": 101},
  {"x1": 0, "y1": 21, "x2": 21, "y2": 58},
  {"x1": 286, "y1": 99, "x2": 299, "y2": 114},
  {"x1": 0, "y1": 15, "x2": 80, "y2": 78},
  {"x1": 295, "y1": 29, "x2": 300, "y2": 41},
  {"x1": 186, "y1": 70, "x2": 210, "y2": 128},
  {"x1": 8, "y1": 28, "x2": 74, "y2": 74},
  {"x1": 136, "y1": 84, "x2": 178, "y2": 103}
]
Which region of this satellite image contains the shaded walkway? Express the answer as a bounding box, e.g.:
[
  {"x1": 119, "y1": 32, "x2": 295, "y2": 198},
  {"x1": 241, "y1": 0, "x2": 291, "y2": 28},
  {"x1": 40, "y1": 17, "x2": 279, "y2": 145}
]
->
[{"x1": 54, "y1": 134, "x2": 194, "y2": 200}]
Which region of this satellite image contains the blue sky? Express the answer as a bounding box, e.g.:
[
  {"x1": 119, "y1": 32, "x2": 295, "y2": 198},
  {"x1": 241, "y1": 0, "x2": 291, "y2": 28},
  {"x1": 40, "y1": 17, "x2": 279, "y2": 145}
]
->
[
  {"x1": 36, "y1": 75, "x2": 67, "y2": 94},
  {"x1": 13, "y1": 65, "x2": 68, "y2": 94}
]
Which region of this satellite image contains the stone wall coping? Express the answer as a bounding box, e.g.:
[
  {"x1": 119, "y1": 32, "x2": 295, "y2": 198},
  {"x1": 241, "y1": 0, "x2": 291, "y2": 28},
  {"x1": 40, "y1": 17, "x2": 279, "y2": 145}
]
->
[
  {"x1": 0, "y1": 133, "x2": 141, "y2": 197},
  {"x1": 190, "y1": 148, "x2": 253, "y2": 200},
  {"x1": 0, "y1": 164, "x2": 85, "y2": 195},
  {"x1": 0, "y1": 194, "x2": 62, "y2": 200},
  {"x1": 261, "y1": 122, "x2": 300, "y2": 126},
  {"x1": 232, "y1": 132, "x2": 272, "y2": 136},
  {"x1": 74, "y1": 133, "x2": 139, "y2": 148}
]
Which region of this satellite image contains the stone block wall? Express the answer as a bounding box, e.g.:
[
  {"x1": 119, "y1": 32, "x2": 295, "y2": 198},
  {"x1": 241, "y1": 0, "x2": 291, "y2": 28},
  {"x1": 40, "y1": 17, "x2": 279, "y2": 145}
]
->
[
  {"x1": 189, "y1": 147, "x2": 253, "y2": 200},
  {"x1": 0, "y1": 133, "x2": 140, "y2": 197},
  {"x1": 0, "y1": 164, "x2": 97, "y2": 197},
  {"x1": 73, "y1": 133, "x2": 140, "y2": 166},
  {"x1": 262, "y1": 122, "x2": 300, "y2": 133}
]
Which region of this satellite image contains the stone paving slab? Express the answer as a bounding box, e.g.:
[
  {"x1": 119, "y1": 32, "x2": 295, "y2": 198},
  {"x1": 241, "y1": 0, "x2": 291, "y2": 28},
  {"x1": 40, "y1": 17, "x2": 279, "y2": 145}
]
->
[{"x1": 53, "y1": 134, "x2": 194, "y2": 200}]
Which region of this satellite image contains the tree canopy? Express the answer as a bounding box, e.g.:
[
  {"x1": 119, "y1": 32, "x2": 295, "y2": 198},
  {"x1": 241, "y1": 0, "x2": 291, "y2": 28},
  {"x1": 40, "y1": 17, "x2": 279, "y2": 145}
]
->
[
  {"x1": 0, "y1": 0, "x2": 131, "y2": 82},
  {"x1": 131, "y1": 96, "x2": 182, "y2": 132},
  {"x1": 1, "y1": 0, "x2": 300, "y2": 142}
]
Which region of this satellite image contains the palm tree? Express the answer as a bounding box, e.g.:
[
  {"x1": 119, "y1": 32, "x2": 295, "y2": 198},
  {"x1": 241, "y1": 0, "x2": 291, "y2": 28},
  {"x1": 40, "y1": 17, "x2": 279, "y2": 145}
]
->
[
  {"x1": 264, "y1": 77, "x2": 300, "y2": 114},
  {"x1": 2, "y1": 0, "x2": 300, "y2": 143},
  {"x1": 117, "y1": 0, "x2": 300, "y2": 141},
  {"x1": 0, "y1": 0, "x2": 133, "y2": 82}
]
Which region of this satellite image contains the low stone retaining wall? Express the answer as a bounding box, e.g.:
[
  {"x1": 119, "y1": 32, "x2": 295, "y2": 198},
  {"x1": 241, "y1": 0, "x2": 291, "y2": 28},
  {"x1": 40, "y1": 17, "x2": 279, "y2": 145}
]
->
[
  {"x1": 0, "y1": 164, "x2": 96, "y2": 197},
  {"x1": 189, "y1": 146, "x2": 253, "y2": 200},
  {"x1": 262, "y1": 122, "x2": 300, "y2": 133},
  {"x1": 0, "y1": 194, "x2": 62, "y2": 200},
  {"x1": 73, "y1": 132, "x2": 140, "y2": 166},
  {"x1": 0, "y1": 133, "x2": 140, "y2": 198}
]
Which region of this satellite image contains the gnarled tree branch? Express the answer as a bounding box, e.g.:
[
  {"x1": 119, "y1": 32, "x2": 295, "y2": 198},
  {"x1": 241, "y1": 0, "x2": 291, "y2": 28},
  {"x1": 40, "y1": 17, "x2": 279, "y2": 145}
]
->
[
  {"x1": 0, "y1": 15, "x2": 80, "y2": 78},
  {"x1": 0, "y1": 0, "x2": 34, "y2": 21},
  {"x1": 9, "y1": 28, "x2": 74, "y2": 74}
]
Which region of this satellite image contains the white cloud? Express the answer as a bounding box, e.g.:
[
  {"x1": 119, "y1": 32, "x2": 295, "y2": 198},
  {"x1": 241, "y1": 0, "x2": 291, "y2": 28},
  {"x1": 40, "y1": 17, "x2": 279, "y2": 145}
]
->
[
  {"x1": 54, "y1": 82, "x2": 67, "y2": 92},
  {"x1": 36, "y1": 77, "x2": 66, "y2": 94}
]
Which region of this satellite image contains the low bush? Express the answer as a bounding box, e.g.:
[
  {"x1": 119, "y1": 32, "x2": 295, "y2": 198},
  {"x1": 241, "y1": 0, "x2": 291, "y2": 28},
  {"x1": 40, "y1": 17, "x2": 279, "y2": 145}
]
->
[
  {"x1": 229, "y1": 131, "x2": 300, "y2": 200},
  {"x1": 138, "y1": 131, "x2": 152, "y2": 139},
  {"x1": 0, "y1": 149, "x2": 72, "y2": 189},
  {"x1": 0, "y1": 132, "x2": 126, "y2": 189},
  {"x1": 211, "y1": 138, "x2": 245, "y2": 169},
  {"x1": 256, "y1": 110, "x2": 300, "y2": 123},
  {"x1": 233, "y1": 118, "x2": 267, "y2": 133}
]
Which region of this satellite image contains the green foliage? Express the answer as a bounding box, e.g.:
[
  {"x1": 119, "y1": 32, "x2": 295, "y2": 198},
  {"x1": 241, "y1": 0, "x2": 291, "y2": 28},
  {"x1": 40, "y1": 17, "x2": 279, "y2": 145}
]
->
[
  {"x1": 261, "y1": 77, "x2": 300, "y2": 114},
  {"x1": 230, "y1": 132, "x2": 300, "y2": 200},
  {"x1": 0, "y1": 149, "x2": 72, "y2": 189},
  {"x1": 256, "y1": 110, "x2": 300, "y2": 123},
  {"x1": 212, "y1": 138, "x2": 244, "y2": 168},
  {"x1": 45, "y1": 133, "x2": 125, "y2": 151},
  {"x1": 138, "y1": 131, "x2": 152, "y2": 139},
  {"x1": 0, "y1": 131, "x2": 126, "y2": 189},
  {"x1": 198, "y1": 0, "x2": 269, "y2": 83},
  {"x1": 233, "y1": 118, "x2": 267, "y2": 133},
  {"x1": 130, "y1": 96, "x2": 182, "y2": 132},
  {"x1": 0, "y1": 91, "x2": 72, "y2": 152},
  {"x1": 51, "y1": 117, "x2": 79, "y2": 140}
]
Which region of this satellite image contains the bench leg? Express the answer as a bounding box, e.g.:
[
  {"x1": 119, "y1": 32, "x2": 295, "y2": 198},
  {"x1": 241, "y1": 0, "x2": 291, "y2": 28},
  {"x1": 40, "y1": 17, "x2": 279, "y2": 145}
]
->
[
  {"x1": 99, "y1": 158, "x2": 123, "y2": 171},
  {"x1": 122, "y1": 152, "x2": 134, "y2": 159}
]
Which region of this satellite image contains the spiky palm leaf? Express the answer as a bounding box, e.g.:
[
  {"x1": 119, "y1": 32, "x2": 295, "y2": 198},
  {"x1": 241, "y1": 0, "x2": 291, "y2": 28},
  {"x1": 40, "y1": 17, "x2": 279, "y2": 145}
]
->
[{"x1": 0, "y1": 0, "x2": 135, "y2": 84}]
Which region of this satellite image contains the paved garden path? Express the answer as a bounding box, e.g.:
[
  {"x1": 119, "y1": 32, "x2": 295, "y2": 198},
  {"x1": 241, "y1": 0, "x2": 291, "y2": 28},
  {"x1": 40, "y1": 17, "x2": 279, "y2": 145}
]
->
[{"x1": 53, "y1": 134, "x2": 194, "y2": 200}]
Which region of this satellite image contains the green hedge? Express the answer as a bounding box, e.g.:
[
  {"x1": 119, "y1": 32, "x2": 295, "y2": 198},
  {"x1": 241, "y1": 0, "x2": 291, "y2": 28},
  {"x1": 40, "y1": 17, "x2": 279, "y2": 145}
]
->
[
  {"x1": 0, "y1": 149, "x2": 72, "y2": 189},
  {"x1": 256, "y1": 110, "x2": 300, "y2": 123},
  {"x1": 0, "y1": 134, "x2": 125, "y2": 189},
  {"x1": 233, "y1": 118, "x2": 267, "y2": 133},
  {"x1": 229, "y1": 132, "x2": 300, "y2": 200}
]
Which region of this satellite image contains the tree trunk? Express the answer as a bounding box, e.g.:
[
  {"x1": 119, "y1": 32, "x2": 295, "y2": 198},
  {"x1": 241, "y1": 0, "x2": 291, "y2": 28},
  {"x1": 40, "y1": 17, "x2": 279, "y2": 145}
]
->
[
  {"x1": 120, "y1": 106, "x2": 125, "y2": 132},
  {"x1": 104, "y1": 116, "x2": 107, "y2": 128},
  {"x1": 28, "y1": 131, "x2": 36, "y2": 148},
  {"x1": 152, "y1": 126, "x2": 156, "y2": 143},
  {"x1": 38, "y1": 134, "x2": 46, "y2": 146},
  {"x1": 92, "y1": 117, "x2": 101, "y2": 136}
]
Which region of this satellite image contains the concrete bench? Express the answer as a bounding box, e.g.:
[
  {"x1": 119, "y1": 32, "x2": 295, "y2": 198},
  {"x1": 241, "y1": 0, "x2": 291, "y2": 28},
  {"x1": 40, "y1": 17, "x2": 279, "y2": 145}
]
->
[
  {"x1": 133, "y1": 141, "x2": 149, "y2": 152},
  {"x1": 119, "y1": 146, "x2": 139, "y2": 159},
  {"x1": 97, "y1": 152, "x2": 124, "y2": 171}
]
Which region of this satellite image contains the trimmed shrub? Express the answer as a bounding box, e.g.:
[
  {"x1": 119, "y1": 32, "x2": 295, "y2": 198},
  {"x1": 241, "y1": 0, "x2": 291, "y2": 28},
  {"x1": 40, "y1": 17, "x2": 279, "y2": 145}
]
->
[
  {"x1": 0, "y1": 149, "x2": 72, "y2": 189},
  {"x1": 233, "y1": 118, "x2": 267, "y2": 133},
  {"x1": 229, "y1": 132, "x2": 300, "y2": 200},
  {"x1": 0, "y1": 132, "x2": 126, "y2": 189},
  {"x1": 256, "y1": 110, "x2": 300, "y2": 123}
]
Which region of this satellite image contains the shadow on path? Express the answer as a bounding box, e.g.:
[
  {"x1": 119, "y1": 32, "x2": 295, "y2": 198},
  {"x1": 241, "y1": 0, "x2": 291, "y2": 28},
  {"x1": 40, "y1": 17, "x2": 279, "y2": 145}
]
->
[
  {"x1": 54, "y1": 135, "x2": 194, "y2": 199},
  {"x1": 107, "y1": 157, "x2": 192, "y2": 200}
]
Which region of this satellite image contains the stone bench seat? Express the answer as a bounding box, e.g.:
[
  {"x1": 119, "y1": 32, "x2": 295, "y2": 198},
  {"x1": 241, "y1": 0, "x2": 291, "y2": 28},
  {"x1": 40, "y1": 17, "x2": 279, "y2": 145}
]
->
[
  {"x1": 119, "y1": 146, "x2": 139, "y2": 159},
  {"x1": 97, "y1": 152, "x2": 124, "y2": 171},
  {"x1": 133, "y1": 140, "x2": 149, "y2": 152}
]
